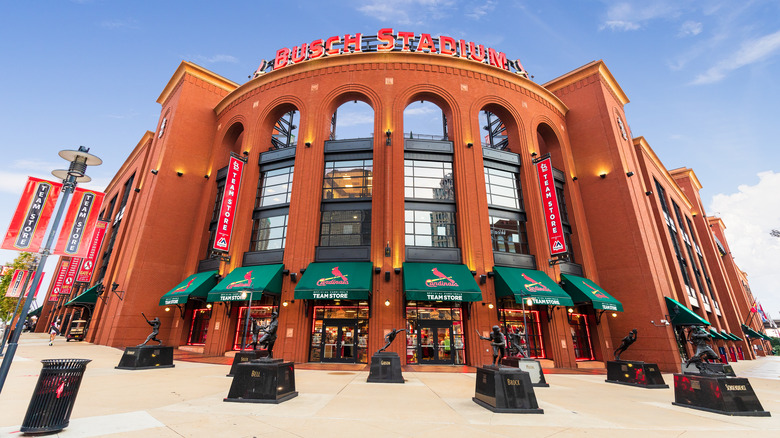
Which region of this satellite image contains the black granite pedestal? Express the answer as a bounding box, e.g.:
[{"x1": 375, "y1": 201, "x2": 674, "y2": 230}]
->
[
  {"x1": 115, "y1": 346, "x2": 174, "y2": 370},
  {"x1": 605, "y1": 360, "x2": 668, "y2": 388},
  {"x1": 672, "y1": 373, "x2": 770, "y2": 416},
  {"x1": 227, "y1": 350, "x2": 269, "y2": 377},
  {"x1": 367, "y1": 352, "x2": 404, "y2": 383},
  {"x1": 224, "y1": 358, "x2": 298, "y2": 403},
  {"x1": 501, "y1": 357, "x2": 549, "y2": 387},
  {"x1": 472, "y1": 365, "x2": 543, "y2": 414}
]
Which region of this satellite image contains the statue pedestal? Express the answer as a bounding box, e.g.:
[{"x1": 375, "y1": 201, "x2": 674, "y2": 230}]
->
[
  {"x1": 224, "y1": 358, "x2": 298, "y2": 404},
  {"x1": 115, "y1": 346, "x2": 174, "y2": 370},
  {"x1": 605, "y1": 360, "x2": 668, "y2": 388},
  {"x1": 367, "y1": 352, "x2": 404, "y2": 383},
  {"x1": 500, "y1": 357, "x2": 549, "y2": 387},
  {"x1": 227, "y1": 350, "x2": 269, "y2": 377},
  {"x1": 673, "y1": 374, "x2": 770, "y2": 416},
  {"x1": 681, "y1": 362, "x2": 735, "y2": 377},
  {"x1": 472, "y1": 365, "x2": 543, "y2": 414}
]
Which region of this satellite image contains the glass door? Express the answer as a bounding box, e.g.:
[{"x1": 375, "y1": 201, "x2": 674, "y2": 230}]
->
[
  {"x1": 321, "y1": 319, "x2": 358, "y2": 363},
  {"x1": 417, "y1": 321, "x2": 454, "y2": 364}
]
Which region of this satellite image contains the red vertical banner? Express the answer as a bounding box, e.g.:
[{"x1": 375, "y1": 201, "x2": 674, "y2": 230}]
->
[
  {"x1": 5, "y1": 269, "x2": 28, "y2": 298},
  {"x1": 535, "y1": 157, "x2": 568, "y2": 255},
  {"x1": 49, "y1": 259, "x2": 70, "y2": 302},
  {"x1": 53, "y1": 188, "x2": 105, "y2": 257},
  {"x1": 76, "y1": 220, "x2": 108, "y2": 283},
  {"x1": 24, "y1": 271, "x2": 45, "y2": 298},
  {"x1": 60, "y1": 257, "x2": 81, "y2": 296},
  {"x1": 2, "y1": 177, "x2": 63, "y2": 252},
  {"x1": 212, "y1": 155, "x2": 245, "y2": 252}
]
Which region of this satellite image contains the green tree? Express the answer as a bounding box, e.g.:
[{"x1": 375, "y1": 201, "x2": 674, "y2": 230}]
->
[{"x1": 0, "y1": 252, "x2": 37, "y2": 322}]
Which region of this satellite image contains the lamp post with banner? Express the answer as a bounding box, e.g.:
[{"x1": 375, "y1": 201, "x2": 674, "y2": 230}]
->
[
  {"x1": 0, "y1": 255, "x2": 40, "y2": 357},
  {"x1": 0, "y1": 146, "x2": 102, "y2": 394}
]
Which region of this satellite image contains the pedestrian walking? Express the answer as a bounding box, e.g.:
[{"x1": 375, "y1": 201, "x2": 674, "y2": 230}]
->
[{"x1": 49, "y1": 318, "x2": 60, "y2": 346}]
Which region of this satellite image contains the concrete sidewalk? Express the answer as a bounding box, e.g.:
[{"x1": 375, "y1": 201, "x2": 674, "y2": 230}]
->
[{"x1": 1, "y1": 333, "x2": 778, "y2": 437}]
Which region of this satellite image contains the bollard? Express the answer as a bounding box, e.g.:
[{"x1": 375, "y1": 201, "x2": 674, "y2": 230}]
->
[{"x1": 20, "y1": 358, "x2": 91, "y2": 434}]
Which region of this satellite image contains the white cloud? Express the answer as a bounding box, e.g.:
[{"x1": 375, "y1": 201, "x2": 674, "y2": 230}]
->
[
  {"x1": 466, "y1": 0, "x2": 497, "y2": 20},
  {"x1": 679, "y1": 20, "x2": 702, "y2": 36},
  {"x1": 190, "y1": 54, "x2": 239, "y2": 64},
  {"x1": 599, "y1": 1, "x2": 682, "y2": 31},
  {"x1": 0, "y1": 171, "x2": 32, "y2": 194},
  {"x1": 691, "y1": 29, "x2": 780, "y2": 85},
  {"x1": 709, "y1": 171, "x2": 780, "y2": 318},
  {"x1": 358, "y1": 0, "x2": 455, "y2": 25},
  {"x1": 336, "y1": 112, "x2": 374, "y2": 127}
]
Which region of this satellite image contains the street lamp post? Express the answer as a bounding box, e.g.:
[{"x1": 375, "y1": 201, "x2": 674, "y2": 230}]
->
[
  {"x1": 0, "y1": 146, "x2": 101, "y2": 394},
  {"x1": 0, "y1": 256, "x2": 40, "y2": 356}
]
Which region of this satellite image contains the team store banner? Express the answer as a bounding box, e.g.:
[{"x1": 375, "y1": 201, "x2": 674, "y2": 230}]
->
[
  {"x1": 2, "y1": 177, "x2": 63, "y2": 252},
  {"x1": 76, "y1": 220, "x2": 108, "y2": 283},
  {"x1": 5, "y1": 269, "x2": 45, "y2": 298},
  {"x1": 535, "y1": 157, "x2": 568, "y2": 256},
  {"x1": 53, "y1": 188, "x2": 105, "y2": 258},
  {"x1": 212, "y1": 155, "x2": 245, "y2": 252}
]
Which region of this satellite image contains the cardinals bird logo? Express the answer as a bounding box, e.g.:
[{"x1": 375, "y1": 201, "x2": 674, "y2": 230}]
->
[
  {"x1": 425, "y1": 267, "x2": 458, "y2": 287},
  {"x1": 316, "y1": 266, "x2": 349, "y2": 286},
  {"x1": 226, "y1": 270, "x2": 254, "y2": 289},
  {"x1": 584, "y1": 281, "x2": 609, "y2": 299},
  {"x1": 173, "y1": 277, "x2": 196, "y2": 293},
  {"x1": 522, "y1": 273, "x2": 550, "y2": 292}
]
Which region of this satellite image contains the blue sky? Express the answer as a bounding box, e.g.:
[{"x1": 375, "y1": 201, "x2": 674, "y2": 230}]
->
[{"x1": 1, "y1": 1, "x2": 778, "y2": 319}]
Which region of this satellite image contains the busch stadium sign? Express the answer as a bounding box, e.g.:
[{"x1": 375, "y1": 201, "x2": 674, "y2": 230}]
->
[{"x1": 255, "y1": 29, "x2": 527, "y2": 77}]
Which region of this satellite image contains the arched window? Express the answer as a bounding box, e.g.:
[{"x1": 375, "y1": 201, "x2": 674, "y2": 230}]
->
[
  {"x1": 271, "y1": 111, "x2": 299, "y2": 149},
  {"x1": 330, "y1": 101, "x2": 374, "y2": 140},
  {"x1": 480, "y1": 110, "x2": 508, "y2": 150},
  {"x1": 403, "y1": 100, "x2": 447, "y2": 140}
]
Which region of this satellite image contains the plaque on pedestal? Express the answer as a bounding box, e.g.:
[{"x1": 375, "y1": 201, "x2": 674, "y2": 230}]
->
[
  {"x1": 115, "y1": 346, "x2": 175, "y2": 370},
  {"x1": 672, "y1": 374, "x2": 770, "y2": 416},
  {"x1": 500, "y1": 357, "x2": 549, "y2": 387},
  {"x1": 472, "y1": 365, "x2": 544, "y2": 414},
  {"x1": 227, "y1": 350, "x2": 269, "y2": 377},
  {"x1": 681, "y1": 362, "x2": 735, "y2": 377},
  {"x1": 367, "y1": 352, "x2": 404, "y2": 383},
  {"x1": 224, "y1": 358, "x2": 298, "y2": 404},
  {"x1": 605, "y1": 360, "x2": 668, "y2": 388}
]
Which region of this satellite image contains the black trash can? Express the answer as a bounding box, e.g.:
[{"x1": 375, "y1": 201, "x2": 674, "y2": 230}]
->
[{"x1": 20, "y1": 358, "x2": 92, "y2": 434}]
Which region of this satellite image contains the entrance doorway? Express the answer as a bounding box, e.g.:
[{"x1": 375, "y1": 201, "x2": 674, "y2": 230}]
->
[
  {"x1": 321, "y1": 320, "x2": 358, "y2": 362},
  {"x1": 417, "y1": 321, "x2": 454, "y2": 364},
  {"x1": 187, "y1": 307, "x2": 211, "y2": 345},
  {"x1": 568, "y1": 313, "x2": 594, "y2": 360}
]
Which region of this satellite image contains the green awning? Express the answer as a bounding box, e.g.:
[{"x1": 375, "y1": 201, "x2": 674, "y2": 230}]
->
[
  {"x1": 28, "y1": 307, "x2": 42, "y2": 317},
  {"x1": 741, "y1": 324, "x2": 767, "y2": 340},
  {"x1": 709, "y1": 329, "x2": 727, "y2": 340},
  {"x1": 664, "y1": 296, "x2": 710, "y2": 326},
  {"x1": 493, "y1": 266, "x2": 573, "y2": 306},
  {"x1": 295, "y1": 262, "x2": 373, "y2": 300},
  {"x1": 65, "y1": 283, "x2": 101, "y2": 306},
  {"x1": 402, "y1": 263, "x2": 482, "y2": 302},
  {"x1": 159, "y1": 271, "x2": 219, "y2": 306},
  {"x1": 560, "y1": 274, "x2": 623, "y2": 311},
  {"x1": 208, "y1": 264, "x2": 284, "y2": 302},
  {"x1": 721, "y1": 330, "x2": 741, "y2": 341}
]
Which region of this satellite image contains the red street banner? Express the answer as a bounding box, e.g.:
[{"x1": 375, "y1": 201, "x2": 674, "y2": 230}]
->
[
  {"x1": 535, "y1": 157, "x2": 568, "y2": 255},
  {"x1": 53, "y1": 188, "x2": 105, "y2": 257},
  {"x1": 5, "y1": 269, "x2": 28, "y2": 298},
  {"x1": 2, "y1": 177, "x2": 63, "y2": 252},
  {"x1": 49, "y1": 259, "x2": 70, "y2": 302},
  {"x1": 25, "y1": 271, "x2": 45, "y2": 299},
  {"x1": 76, "y1": 220, "x2": 108, "y2": 283},
  {"x1": 60, "y1": 257, "x2": 81, "y2": 296},
  {"x1": 212, "y1": 155, "x2": 245, "y2": 252}
]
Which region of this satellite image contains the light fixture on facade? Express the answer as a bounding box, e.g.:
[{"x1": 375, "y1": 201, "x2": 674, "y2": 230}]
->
[
  {"x1": 467, "y1": 142, "x2": 473, "y2": 148},
  {"x1": 384, "y1": 299, "x2": 390, "y2": 307},
  {"x1": 165, "y1": 307, "x2": 171, "y2": 312},
  {"x1": 479, "y1": 274, "x2": 487, "y2": 284},
  {"x1": 526, "y1": 298, "x2": 533, "y2": 306},
  {"x1": 488, "y1": 303, "x2": 494, "y2": 309},
  {"x1": 572, "y1": 176, "x2": 578, "y2": 181},
  {"x1": 612, "y1": 312, "x2": 617, "y2": 318},
  {"x1": 151, "y1": 169, "x2": 158, "y2": 175},
  {"x1": 177, "y1": 171, "x2": 183, "y2": 177},
  {"x1": 242, "y1": 151, "x2": 249, "y2": 156},
  {"x1": 394, "y1": 267, "x2": 401, "y2": 274},
  {"x1": 386, "y1": 129, "x2": 392, "y2": 146},
  {"x1": 283, "y1": 301, "x2": 289, "y2": 307},
  {"x1": 305, "y1": 142, "x2": 311, "y2": 148},
  {"x1": 384, "y1": 241, "x2": 391, "y2": 257},
  {"x1": 530, "y1": 152, "x2": 537, "y2": 157},
  {"x1": 204, "y1": 174, "x2": 210, "y2": 179},
  {"x1": 567, "y1": 307, "x2": 574, "y2": 313},
  {"x1": 600, "y1": 173, "x2": 607, "y2": 179},
  {"x1": 626, "y1": 171, "x2": 634, "y2": 177},
  {"x1": 206, "y1": 303, "x2": 212, "y2": 309},
  {"x1": 645, "y1": 191, "x2": 652, "y2": 196},
  {"x1": 134, "y1": 188, "x2": 140, "y2": 193}
]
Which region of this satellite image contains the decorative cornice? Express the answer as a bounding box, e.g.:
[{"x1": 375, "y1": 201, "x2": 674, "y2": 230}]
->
[
  {"x1": 157, "y1": 61, "x2": 239, "y2": 105},
  {"x1": 669, "y1": 167, "x2": 703, "y2": 191},
  {"x1": 633, "y1": 136, "x2": 693, "y2": 210},
  {"x1": 213, "y1": 51, "x2": 568, "y2": 117},
  {"x1": 543, "y1": 60, "x2": 629, "y2": 106}
]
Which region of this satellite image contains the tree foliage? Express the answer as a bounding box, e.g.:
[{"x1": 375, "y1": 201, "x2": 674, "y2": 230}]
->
[{"x1": 0, "y1": 252, "x2": 37, "y2": 322}]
